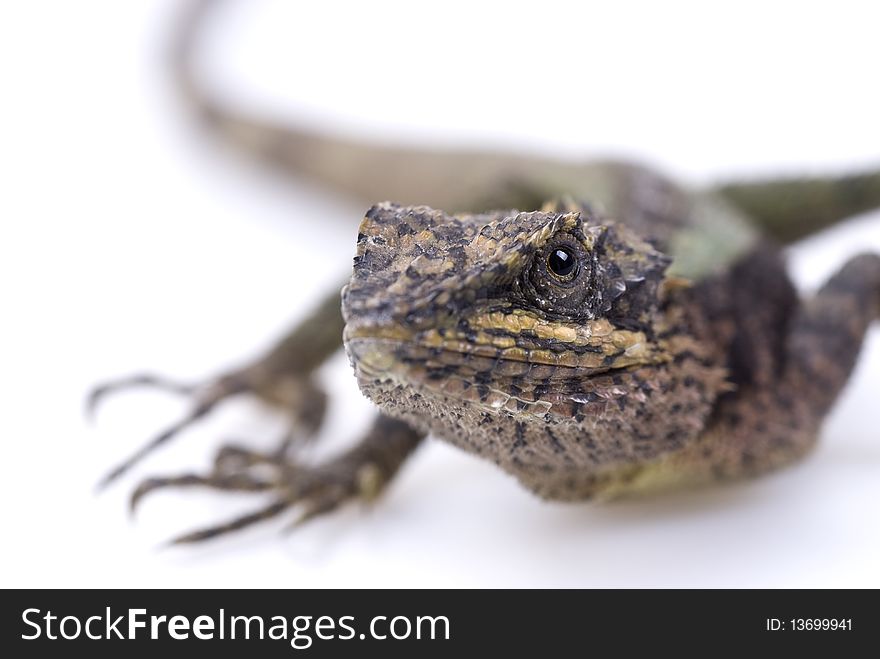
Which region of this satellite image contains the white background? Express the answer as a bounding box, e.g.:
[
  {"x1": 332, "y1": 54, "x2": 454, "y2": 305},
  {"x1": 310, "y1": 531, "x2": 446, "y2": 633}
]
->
[{"x1": 2, "y1": 0, "x2": 879, "y2": 587}]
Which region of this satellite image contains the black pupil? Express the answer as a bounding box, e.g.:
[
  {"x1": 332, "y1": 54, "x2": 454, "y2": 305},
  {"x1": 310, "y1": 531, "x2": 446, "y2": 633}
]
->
[{"x1": 548, "y1": 248, "x2": 576, "y2": 277}]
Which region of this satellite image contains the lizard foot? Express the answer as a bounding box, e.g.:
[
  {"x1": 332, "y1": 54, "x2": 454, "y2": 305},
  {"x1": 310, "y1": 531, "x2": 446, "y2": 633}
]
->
[
  {"x1": 129, "y1": 415, "x2": 424, "y2": 544},
  {"x1": 89, "y1": 367, "x2": 327, "y2": 490}
]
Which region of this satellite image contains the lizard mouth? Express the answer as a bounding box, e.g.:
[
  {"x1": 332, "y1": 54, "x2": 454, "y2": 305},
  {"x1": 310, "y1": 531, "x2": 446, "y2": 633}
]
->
[
  {"x1": 346, "y1": 336, "x2": 558, "y2": 418},
  {"x1": 344, "y1": 318, "x2": 659, "y2": 375},
  {"x1": 344, "y1": 322, "x2": 662, "y2": 420}
]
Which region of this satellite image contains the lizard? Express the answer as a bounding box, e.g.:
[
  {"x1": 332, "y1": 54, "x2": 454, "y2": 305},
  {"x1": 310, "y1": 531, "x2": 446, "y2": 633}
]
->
[{"x1": 90, "y1": 0, "x2": 880, "y2": 543}]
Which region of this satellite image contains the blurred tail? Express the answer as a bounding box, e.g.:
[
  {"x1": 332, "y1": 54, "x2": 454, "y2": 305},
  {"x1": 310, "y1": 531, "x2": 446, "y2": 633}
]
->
[
  {"x1": 168, "y1": 0, "x2": 509, "y2": 210},
  {"x1": 172, "y1": 3, "x2": 880, "y2": 231},
  {"x1": 712, "y1": 168, "x2": 880, "y2": 244},
  {"x1": 170, "y1": 0, "x2": 213, "y2": 119},
  {"x1": 170, "y1": 0, "x2": 343, "y2": 183}
]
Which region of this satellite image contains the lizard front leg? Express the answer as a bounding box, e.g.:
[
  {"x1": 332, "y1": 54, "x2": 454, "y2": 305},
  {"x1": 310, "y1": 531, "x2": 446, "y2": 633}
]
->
[
  {"x1": 91, "y1": 285, "x2": 424, "y2": 540},
  {"x1": 91, "y1": 286, "x2": 345, "y2": 486},
  {"x1": 133, "y1": 415, "x2": 424, "y2": 545}
]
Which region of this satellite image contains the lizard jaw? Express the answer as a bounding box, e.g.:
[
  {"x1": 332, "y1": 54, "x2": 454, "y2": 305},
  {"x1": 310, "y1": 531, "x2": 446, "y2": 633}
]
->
[{"x1": 344, "y1": 327, "x2": 660, "y2": 424}]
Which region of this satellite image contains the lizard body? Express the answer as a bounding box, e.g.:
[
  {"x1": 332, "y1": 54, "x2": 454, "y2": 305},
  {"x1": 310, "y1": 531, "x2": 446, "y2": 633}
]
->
[{"x1": 91, "y1": 0, "x2": 880, "y2": 542}]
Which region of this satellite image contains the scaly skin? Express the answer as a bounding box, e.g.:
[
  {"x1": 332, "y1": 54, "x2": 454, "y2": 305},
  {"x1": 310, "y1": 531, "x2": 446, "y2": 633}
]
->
[
  {"x1": 342, "y1": 202, "x2": 880, "y2": 499},
  {"x1": 89, "y1": 0, "x2": 880, "y2": 543},
  {"x1": 342, "y1": 202, "x2": 717, "y2": 499}
]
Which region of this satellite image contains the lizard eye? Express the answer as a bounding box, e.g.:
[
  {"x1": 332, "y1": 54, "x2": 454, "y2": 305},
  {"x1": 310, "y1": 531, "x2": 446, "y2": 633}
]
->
[
  {"x1": 547, "y1": 247, "x2": 578, "y2": 279},
  {"x1": 520, "y1": 234, "x2": 598, "y2": 318}
]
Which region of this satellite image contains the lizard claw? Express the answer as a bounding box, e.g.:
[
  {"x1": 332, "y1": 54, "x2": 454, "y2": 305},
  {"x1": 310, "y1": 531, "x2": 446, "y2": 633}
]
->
[
  {"x1": 96, "y1": 404, "x2": 421, "y2": 544},
  {"x1": 92, "y1": 374, "x2": 248, "y2": 490},
  {"x1": 281, "y1": 491, "x2": 348, "y2": 534},
  {"x1": 165, "y1": 499, "x2": 293, "y2": 546},
  {"x1": 129, "y1": 471, "x2": 275, "y2": 517},
  {"x1": 86, "y1": 373, "x2": 196, "y2": 422},
  {"x1": 137, "y1": 428, "x2": 416, "y2": 544}
]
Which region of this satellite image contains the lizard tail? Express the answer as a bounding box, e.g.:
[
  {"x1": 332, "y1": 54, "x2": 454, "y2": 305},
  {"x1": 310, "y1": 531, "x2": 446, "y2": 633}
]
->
[
  {"x1": 169, "y1": 0, "x2": 508, "y2": 210},
  {"x1": 170, "y1": 0, "x2": 212, "y2": 118},
  {"x1": 711, "y1": 168, "x2": 880, "y2": 244},
  {"x1": 170, "y1": 1, "x2": 332, "y2": 172},
  {"x1": 167, "y1": 0, "x2": 583, "y2": 213},
  {"x1": 172, "y1": 2, "x2": 880, "y2": 234},
  {"x1": 170, "y1": 0, "x2": 380, "y2": 198}
]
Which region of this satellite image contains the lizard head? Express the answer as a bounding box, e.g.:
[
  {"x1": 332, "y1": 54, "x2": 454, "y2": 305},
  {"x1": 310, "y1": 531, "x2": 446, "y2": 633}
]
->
[{"x1": 341, "y1": 202, "x2": 705, "y2": 482}]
